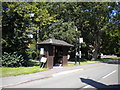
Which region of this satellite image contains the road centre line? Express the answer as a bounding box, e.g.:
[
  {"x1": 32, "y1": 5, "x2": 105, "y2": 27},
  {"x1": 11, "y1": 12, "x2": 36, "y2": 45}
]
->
[
  {"x1": 83, "y1": 68, "x2": 117, "y2": 88},
  {"x1": 83, "y1": 70, "x2": 117, "y2": 88},
  {"x1": 102, "y1": 70, "x2": 117, "y2": 79}
]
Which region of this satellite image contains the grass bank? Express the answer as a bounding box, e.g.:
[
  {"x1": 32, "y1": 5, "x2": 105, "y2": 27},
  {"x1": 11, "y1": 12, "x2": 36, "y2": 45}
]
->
[
  {"x1": 96, "y1": 57, "x2": 120, "y2": 62},
  {"x1": 68, "y1": 61, "x2": 97, "y2": 67},
  {"x1": 68, "y1": 57, "x2": 120, "y2": 66},
  {"x1": 1, "y1": 57, "x2": 119, "y2": 77},
  {"x1": 0, "y1": 60, "x2": 49, "y2": 77},
  {"x1": 0, "y1": 60, "x2": 97, "y2": 77},
  {"x1": 0, "y1": 66, "x2": 49, "y2": 77}
]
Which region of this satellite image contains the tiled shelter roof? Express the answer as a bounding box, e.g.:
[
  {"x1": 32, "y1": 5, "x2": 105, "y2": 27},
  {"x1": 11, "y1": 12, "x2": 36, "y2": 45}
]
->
[{"x1": 38, "y1": 38, "x2": 73, "y2": 47}]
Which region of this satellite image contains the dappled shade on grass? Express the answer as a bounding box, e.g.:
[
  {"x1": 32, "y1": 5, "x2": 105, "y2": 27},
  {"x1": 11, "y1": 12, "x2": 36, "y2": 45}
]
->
[{"x1": 26, "y1": 60, "x2": 40, "y2": 66}]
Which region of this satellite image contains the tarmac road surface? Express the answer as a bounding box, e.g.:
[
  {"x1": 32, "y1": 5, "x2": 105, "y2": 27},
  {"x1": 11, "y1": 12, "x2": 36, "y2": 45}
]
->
[{"x1": 5, "y1": 63, "x2": 120, "y2": 89}]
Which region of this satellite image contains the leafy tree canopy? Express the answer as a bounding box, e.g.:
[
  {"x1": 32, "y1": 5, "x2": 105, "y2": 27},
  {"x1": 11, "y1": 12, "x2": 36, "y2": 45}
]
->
[{"x1": 2, "y1": 2, "x2": 57, "y2": 61}]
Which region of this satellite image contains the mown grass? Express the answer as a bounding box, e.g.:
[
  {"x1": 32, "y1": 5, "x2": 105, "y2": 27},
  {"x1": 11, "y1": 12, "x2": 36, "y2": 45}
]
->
[
  {"x1": 68, "y1": 61, "x2": 97, "y2": 67},
  {"x1": 0, "y1": 60, "x2": 49, "y2": 77},
  {"x1": 68, "y1": 57, "x2": 120, "y2": 66},
  {"x1": 27, "y1": 60, "x2": 40, "y2": 66},
  {"x1": 0, "y1": 66, "x2": 49, "y2": 77},
  {"x1": 1, "y1": 57, "x2": 119, "y2": 77},
  {"x1": 96, "y1": 57, "x2": 120, "y2": 62}
]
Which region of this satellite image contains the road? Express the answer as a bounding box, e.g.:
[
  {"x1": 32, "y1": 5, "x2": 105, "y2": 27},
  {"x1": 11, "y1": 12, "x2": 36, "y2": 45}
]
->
[{"x1": 6, "y1": 63, "x2": 119, "y2": 89}]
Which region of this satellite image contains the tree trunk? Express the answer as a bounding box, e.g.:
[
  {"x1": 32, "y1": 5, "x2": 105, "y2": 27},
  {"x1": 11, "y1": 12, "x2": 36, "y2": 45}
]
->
[
  {"x1": 92, "y1": 31, "x2": 101, "y2": 60},
  {"x1": 92, "y1": 44, "x2": 99, "y2": 60}
]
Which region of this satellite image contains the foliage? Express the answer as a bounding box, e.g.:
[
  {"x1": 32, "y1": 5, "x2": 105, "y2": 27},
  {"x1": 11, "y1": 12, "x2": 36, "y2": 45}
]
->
[
  {"x1": 101, "y1": 2, "x2": 120, "y2": 56},
  {"x1": 0, "y1": 66, "x2": 49, "y2": 77},
  {"x1": 2, "y1": 2, "x2": 119, "y2": 63},
  {"x1": 2, "y1": 2, "x2": 57, "y2": 61},
  {"x1": 55, "y1": 2, "x2": 119, "y2": 60},
  {"x1": 42, "y1": 20, "x2": 81, "y2": 44},
  {"x1": 27, "y1": 60, "x2": 40, "y2": 66},
  {"x1": 101, "y1": 33, "x2": 120, "y2": 56},
  {"x1": 26, "y1": 43, "x2": 36, "y2": 59},
  {"x1": 1, "y1": 52, "x2": 24, "y2": 67}
]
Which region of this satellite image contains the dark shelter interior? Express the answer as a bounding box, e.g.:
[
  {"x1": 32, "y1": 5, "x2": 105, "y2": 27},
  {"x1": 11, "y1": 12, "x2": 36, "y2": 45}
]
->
[{"x1": 54, "y1": 46, "x2": 63, "y2": 66}]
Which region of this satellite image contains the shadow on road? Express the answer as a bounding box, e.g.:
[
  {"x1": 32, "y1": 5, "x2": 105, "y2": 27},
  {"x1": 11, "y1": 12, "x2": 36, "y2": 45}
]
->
[{"x1": 80, "y1": 78, "x2": 120, "y2": 89}]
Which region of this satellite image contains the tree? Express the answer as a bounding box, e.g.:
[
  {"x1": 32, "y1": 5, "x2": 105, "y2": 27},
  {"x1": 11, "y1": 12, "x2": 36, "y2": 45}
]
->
[
  {"x1": 2, "y1": 2, "x2": 56, "y2": 65},
  {"x1": 45, "y1": 2, "x2": 119, "y2": 60},
  {"x1": 2, "y1": 2, "x2": 119, "y2": 64},
  {"x1": 42, "y1": 20, "x2": 81, "y2": 44},
  {"x1": 101, "y1": 2, "x2": 120, "y2": 56}
]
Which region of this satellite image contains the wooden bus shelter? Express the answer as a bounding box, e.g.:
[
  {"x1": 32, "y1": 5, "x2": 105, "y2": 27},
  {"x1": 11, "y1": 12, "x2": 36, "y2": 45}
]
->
[{"x1": 37, "y1": 38, "x2": 73, "y2": 69}]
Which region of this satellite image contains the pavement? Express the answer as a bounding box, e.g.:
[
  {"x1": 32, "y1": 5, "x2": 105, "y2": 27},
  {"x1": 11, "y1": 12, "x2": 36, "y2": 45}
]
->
[{"x1": 0, "y1": 62, "x2": 101, "y2": 88}]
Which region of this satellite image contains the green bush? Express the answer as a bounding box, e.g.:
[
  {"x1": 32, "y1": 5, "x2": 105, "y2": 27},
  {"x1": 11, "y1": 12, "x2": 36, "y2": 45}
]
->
[
  {"x1": 1, "y1": 52, "x2": 24, "y2": 67},
  {"x1": 27, "y1": 60, "x2": 40, "y2": 66}
]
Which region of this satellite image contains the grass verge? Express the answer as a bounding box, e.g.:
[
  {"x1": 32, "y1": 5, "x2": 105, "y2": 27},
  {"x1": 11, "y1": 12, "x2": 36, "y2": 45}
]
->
[
  {"x1": 1, "y1": 57, "x2": 119, "y2": 77},
  {"x1": 68, "y1": 61, "x2": 97, "y2": 67},
  {"x1": 96, "y1": 57, "x2": 120, "y2": 62},
  {"x1": 0, "y1": 66, "x2": 49, "y2": 77}
]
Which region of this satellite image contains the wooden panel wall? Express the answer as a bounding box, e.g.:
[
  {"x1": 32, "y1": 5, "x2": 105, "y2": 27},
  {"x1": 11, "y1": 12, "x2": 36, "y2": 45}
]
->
[
  {"x1": 45, "y1": 45, "x2": 54, "y2": 69},
  {"x1": 62, "y1": 47, "x2": 69, "y2": 67},
  {"x1": 39, "y1": 44, "x2": 70, "y2": 69}
]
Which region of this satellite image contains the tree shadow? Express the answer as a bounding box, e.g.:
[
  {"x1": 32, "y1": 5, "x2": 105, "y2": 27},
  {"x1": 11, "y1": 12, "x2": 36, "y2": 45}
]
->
[{"x1": 80, "y1": 78, "x2": 120, "y2": 89}]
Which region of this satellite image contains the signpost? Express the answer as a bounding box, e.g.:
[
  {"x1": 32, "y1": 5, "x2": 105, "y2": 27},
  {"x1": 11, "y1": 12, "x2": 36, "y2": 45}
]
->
[
  {"x1": 40, "y1": 57, "x2": 47, "y2": 68},
  {"x1": 40, "y1": 48, "x2": 44, "y2": 55},
  {"x1": 75, "y1": 26, "x2": 84, "y2": 65},
  {"x1": 79, "y1": 38, "x2": 83, "y2": 43},
  {"x1": 77, "y1": 37, "x2": 83, "y2": 65},
  {"x1": 79, "y1": 38, "x2": 83, "y2": 59}
]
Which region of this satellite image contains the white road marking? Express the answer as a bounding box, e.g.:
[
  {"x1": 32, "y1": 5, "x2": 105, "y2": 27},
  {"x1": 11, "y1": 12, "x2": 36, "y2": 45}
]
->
[
  {"x1": 83, "y1": 70, "x2": 117, "y2": 88},
  {"x1": 102, "y1": 70, "x2": 116, "y2": 79},
  {"x1": 83, "y1": 85, "x2": 91, "y2": 88},
  {"x1": 52, "y1": 69, "x2": 83, "y2": 77}
]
